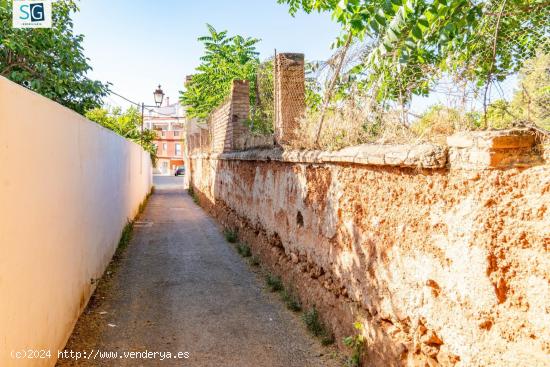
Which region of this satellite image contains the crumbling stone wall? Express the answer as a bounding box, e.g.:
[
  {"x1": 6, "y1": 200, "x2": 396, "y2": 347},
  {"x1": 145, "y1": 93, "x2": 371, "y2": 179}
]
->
[
  {"x1": 189, "y1": 134, "x2": 549, "y2": 367},
  {"x1": 184, "y1": 50, "x2": 549, "y2": 366}
]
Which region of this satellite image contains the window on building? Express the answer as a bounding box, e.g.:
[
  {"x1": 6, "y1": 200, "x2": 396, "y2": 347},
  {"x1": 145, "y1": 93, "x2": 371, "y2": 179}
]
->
[
  {"x1": 174, "y1": 131, "x2": 180, "y2": 137},
  {"x1": 161, "y1": 131, "x2": 166, "y2": 137},
  {"x1": 163, "y1": 143, "x2": 167, "y2": 152},
  {"x1": 175, "y1": 143, "x2": 181, "y2": 156}
]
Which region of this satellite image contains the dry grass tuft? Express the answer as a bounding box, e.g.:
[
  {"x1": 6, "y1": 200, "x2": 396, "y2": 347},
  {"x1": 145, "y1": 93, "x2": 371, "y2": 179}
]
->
[{"x1": 290, "y1": 106, "x2": 420, "y2": 151}]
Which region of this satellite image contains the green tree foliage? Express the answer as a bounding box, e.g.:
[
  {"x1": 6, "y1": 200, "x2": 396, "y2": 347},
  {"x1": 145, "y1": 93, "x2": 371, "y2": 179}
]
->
[
  {"x1": 305, "y1": 62, "x2": 324, "y2": 111},
  {"x1": 482, "y1": 52, "x2": 549, "y2": 129},
  {"x1": 278, "y1": 0, "x2": 549, "y2": 104},
  {"x1": 180, "y1": 24, "x2": 260, "y2": 119},
  {"x1": 485, "y1": 99, "x2": 516, "y2": 128},
  {"x1": 510, "y1": 52, "x2": 550, "y2": 129},
  {"x1": 250, "y1": 58, "x2": 275, "y2": 134},
  {"x1": 85, "y1": 107, "x2": 158, "y2": 165},
  {"x1": 413, "y1": 52, "x2": 549, "y2": 137},
  {"x1": 412, "y1": 104, "x2": 480, "y2": 140},
  {"x1": 0, "y1": 0, "x2": 108, "y2": 114}
]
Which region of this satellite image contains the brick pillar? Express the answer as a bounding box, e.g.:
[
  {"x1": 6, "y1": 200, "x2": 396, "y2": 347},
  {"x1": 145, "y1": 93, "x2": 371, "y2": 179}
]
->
[
  {"x1": 229, "y1": 80, "x2": 249, "y2": 150},
  {"x1": 274, "y1": 53, "x2": 305, "y2": 145},
  {"x1": 208, "y1": 80, "x2": 250, "y2": 153}
]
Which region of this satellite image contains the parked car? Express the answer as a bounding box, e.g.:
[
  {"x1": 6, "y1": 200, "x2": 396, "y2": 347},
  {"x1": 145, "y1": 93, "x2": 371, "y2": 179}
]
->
[{"x1": 175, "y1": 166, "x2": 185, "y2": 176}]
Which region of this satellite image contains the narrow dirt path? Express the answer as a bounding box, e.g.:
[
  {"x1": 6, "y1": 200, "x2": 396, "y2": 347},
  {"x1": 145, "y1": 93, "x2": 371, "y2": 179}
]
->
[{"x1": 57, "y1": 184, "x2": 340, "y2": 366}]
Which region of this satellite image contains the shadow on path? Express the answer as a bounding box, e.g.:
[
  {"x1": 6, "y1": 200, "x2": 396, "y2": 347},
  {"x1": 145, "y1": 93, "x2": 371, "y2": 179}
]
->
[{"x1": 57, "y1": 186, "x2": 340, "y2": 366}]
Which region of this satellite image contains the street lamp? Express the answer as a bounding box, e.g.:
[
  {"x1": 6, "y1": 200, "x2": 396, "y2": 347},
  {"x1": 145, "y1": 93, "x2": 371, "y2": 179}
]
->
[
  {"x1": 153, "y1": 85, "x2": 165, "y2": 107},
  {"x1": 141, "y1": 85, "x2": 165, "y2": 141}
]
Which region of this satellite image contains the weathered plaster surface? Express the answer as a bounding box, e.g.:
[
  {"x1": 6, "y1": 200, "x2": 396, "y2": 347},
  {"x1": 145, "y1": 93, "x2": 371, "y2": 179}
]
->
[{"x1": 189, "y1": 150, "x2": 549, "y2": 367}]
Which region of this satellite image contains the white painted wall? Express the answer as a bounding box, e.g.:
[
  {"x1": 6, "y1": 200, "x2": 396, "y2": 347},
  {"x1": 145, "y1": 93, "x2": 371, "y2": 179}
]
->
[{"x1": 0, "y1": 77, "x2": 152, "y2": 366}]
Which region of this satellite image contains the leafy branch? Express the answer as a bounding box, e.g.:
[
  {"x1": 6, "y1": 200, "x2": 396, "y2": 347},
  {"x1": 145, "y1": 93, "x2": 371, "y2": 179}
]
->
[
  {"x1": 0, "y1": 0, "x2": 109, "y2": 114},
  {"x1": 180, "y1": 24, "x2": 260, "y2": 120}
]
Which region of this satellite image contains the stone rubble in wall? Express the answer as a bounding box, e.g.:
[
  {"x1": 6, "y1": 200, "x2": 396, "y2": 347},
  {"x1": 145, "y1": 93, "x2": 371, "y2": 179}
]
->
[
  {"x1": 234, "y1": 131, "x2": 275, "y2": 151},
  {"x1": 446, "y1": 128, "x2": 536, "y2": 149},
  {"x1": 447, "y1": 128, "x2": 544, "y2": 169}
]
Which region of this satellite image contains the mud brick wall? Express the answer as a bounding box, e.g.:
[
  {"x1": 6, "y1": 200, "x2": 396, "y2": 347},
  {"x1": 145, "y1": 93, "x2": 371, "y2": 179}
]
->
[
  {"x1": 209, "y1": 80, "x2": 250, "y2": 153},
  {"x1": 188, "y1": 131, "x2": 549, "y2": 367},
  {"x1": 209, "y1": 101, "x2": 232, "y2": 153}
]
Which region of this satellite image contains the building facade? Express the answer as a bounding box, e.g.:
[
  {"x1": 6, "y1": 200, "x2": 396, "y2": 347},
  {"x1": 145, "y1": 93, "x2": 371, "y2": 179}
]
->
[{"x1": 143, "y1": 98, "x2": 185, "y2": 175}]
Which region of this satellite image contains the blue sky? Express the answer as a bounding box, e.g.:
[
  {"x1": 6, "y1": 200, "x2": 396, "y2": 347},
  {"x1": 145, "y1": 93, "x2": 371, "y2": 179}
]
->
[{"x1": 73, "y1": 0, "x2": 340, "y2": 109}]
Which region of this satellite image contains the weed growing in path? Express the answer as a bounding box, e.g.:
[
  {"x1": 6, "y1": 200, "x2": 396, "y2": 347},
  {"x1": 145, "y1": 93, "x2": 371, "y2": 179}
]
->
[
  {"x1": 138, "y1": 188, "x2": 153, "y2": 214},
  {"x1": 112, "y1": 221, "x2": 134, "y2": 262},
  {"x1": 110, "y1": 187, "x2": 153, "y2": 267},
  {"x1": 343, "y1": 322, "x2": 367, "y2": 367},
  {"x1": 224, "y1": 229, "x2": 238, "y2": 243},
  {"x1": 303, "y1": 307, "x2": 334, "y2": 345},
  {"x1": 237, "y1": 243, "x2": 252, "y2": 257},
  {"x1": 281, "y1": 289, "x2": 302, "y2": 312},
  {"x1": 265, "y1": 274, "x2": 284, "y2": 292},
  {"x1": 249, "y1": 256, "x2": 260, "y2": 267},
  {"x1": 187, "y1": 186, "x2": 200, "y2": 205}
]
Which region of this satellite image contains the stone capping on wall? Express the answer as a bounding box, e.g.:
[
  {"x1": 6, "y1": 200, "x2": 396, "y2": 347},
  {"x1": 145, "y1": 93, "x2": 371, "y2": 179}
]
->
[
  {"x1": 447, "y1": 128, "x2": 544, "y2": 169},
  {"x1": 189, "y1": 128, "x2": 546, "y2": 169},
  {"x1": 191, "y1": 143, "x2": 448, "y2": 168}
]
